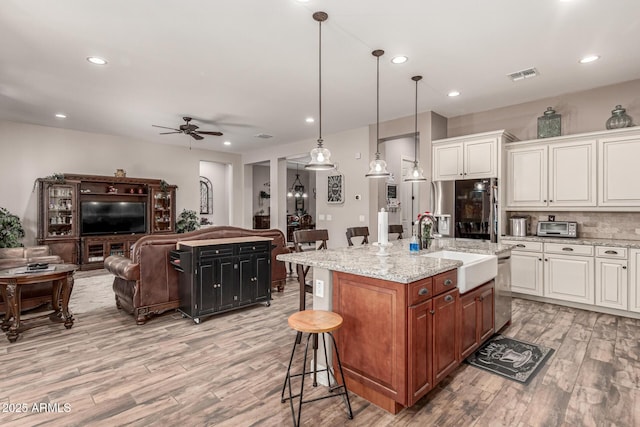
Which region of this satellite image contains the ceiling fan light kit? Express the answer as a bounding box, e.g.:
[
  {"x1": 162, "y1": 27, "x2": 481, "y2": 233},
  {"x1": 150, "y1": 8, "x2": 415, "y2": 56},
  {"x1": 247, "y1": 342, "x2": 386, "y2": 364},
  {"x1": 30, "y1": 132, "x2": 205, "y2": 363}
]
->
[
  {"x1": 305, "y1": 11, "x2": 336, "y2": 171},
  {"x1": 366, "y1": 49, "x2": 391, "y2": 179},
  {"x1": 404, "y1": 75, "x2": 427, "y2": 183}
]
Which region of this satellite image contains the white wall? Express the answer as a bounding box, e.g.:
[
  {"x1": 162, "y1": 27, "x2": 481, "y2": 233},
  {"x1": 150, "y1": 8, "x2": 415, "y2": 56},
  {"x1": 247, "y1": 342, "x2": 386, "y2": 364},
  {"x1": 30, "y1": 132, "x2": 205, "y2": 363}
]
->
[
  {"x1": 199, "y1": 160, "x2": 230, "y2": 226},
  {"x1": 0, "y1": 120, "x2": 243, "y2": 244},
  {"x1": 252, "y1": 164, "x2": 270, "y2": 215}
]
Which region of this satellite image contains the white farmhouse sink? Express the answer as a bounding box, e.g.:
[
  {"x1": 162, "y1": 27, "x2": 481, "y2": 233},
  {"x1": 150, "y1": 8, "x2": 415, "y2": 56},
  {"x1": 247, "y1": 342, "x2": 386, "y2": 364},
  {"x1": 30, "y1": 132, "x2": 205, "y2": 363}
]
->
[{"x1": 421, "y1": 251, "x2": 497, "y2": 293}]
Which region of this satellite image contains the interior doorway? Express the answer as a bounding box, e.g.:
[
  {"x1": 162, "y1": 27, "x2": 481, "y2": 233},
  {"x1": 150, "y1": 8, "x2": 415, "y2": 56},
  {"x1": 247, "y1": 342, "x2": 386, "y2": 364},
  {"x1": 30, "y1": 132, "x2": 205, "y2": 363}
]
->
[
  {"x1": 199, "y1": 160, "x2": 231, "y2": 226},
  {"x1": 401, "y1": 156, "x2": 421, "y2": 234}
]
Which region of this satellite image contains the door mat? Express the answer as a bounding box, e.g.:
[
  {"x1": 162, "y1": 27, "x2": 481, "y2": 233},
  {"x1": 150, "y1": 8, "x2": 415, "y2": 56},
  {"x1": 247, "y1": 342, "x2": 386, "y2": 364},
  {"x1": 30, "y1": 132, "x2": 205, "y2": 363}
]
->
[{"x1": 466, "y1": 335, "x2": 555, "y2": 385}]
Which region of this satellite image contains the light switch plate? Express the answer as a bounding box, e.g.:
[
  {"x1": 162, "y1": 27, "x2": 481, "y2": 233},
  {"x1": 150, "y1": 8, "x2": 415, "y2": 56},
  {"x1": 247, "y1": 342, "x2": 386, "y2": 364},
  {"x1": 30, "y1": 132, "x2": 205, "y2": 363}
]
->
[
  {"x1": 359, "y1": 215, "x2": 365, "y2": 222},
  {"x1": 326, "y1": 214, "x2": 332, "y2": 221},
  {"x1": 318, "y1": 214, "x2": 325, "y2": 220}
]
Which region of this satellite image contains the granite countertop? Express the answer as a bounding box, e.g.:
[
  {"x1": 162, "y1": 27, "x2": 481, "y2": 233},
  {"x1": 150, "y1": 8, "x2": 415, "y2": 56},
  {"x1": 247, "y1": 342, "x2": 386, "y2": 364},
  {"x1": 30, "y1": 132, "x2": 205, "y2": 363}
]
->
[
  {"x1": 276, "y1": 238, "x2": 513, "y2": 284},
  {"x1": 500, "y1": 235, "x2": 640, "y2": 249}
]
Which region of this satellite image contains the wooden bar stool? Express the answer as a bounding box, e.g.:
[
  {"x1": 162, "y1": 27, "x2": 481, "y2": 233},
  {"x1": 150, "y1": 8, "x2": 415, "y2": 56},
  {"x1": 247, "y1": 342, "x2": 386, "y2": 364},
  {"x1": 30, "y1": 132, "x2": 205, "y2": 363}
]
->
[{"x1": 281, "y1": 310, "x2": 353, "y2": 426}]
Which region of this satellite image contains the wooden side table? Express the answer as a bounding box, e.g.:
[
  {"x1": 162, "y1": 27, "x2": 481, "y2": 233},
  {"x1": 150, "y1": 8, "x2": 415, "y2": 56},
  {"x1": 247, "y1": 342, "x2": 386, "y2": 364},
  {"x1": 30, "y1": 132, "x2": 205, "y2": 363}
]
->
[{"x1": 0, "y1": 264, "x2": 77, "y2": 342}]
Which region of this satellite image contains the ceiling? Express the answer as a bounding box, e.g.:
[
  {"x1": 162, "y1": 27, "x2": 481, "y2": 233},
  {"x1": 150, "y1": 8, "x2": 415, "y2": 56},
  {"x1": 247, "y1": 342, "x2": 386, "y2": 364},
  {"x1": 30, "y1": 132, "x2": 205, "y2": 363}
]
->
[{"x1": 1, "y1": 0, "x2": 639, "y2": 155}]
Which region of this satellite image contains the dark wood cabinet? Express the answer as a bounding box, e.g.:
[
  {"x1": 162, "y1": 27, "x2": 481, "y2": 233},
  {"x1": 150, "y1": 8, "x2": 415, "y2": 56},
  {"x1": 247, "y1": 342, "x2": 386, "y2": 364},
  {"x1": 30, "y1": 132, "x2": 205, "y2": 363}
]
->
[
  {"x1": 37, "y1": 174, "x2": 176, "y2": 269},
  {"x1": 433, "y1": 289, "x2": 459, "y2": 384},
  {"x1": 253, "y1": 215, "x2": 270, "y2": 230},
  {"x1": 458, "y1": 281, "x2": 495, "y2": 360},
  {"x1": 408, "y1": 299, "x2": 433, "y2": 406},
  {"x1": 172, "y1": 237, "x2": 272, "y2": 324}
]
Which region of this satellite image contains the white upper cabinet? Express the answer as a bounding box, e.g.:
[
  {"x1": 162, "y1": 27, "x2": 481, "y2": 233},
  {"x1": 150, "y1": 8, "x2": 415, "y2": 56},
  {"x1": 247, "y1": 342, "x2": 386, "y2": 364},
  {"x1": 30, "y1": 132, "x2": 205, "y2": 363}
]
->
[
  {"x1": 433, "y1": 131, "x2": 515, "y2": 181},
  {"x1": 506, "y1": 145, "x2": 547, "y2": 207},
  {"x1": 598, "y1": 133, "x2": 640, "y2": 206},
  {"x1": 549, "y1": 140, "x2": 597, "y2": 207},
  {"x1": 506, "y1": 128, "x2": 640, "y2": 210}
]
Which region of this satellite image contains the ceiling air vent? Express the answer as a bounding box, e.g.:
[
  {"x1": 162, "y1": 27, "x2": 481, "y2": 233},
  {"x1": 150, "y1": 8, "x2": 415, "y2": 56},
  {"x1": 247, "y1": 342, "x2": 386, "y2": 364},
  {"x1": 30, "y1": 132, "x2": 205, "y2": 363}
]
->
[
  {"x1": 507, "y1": 67, "x2": 539, "y2": 82},
  {"x1": 254, "y1": 133, "x2": 273, "y2": 139}
]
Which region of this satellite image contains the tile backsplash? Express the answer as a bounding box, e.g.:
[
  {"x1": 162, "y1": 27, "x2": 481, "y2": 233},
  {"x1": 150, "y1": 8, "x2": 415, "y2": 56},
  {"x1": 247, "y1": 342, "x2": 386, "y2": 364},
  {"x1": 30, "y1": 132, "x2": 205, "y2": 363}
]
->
[{"x1": 507, "y1": 211, "x2": 640, "y2": 241}]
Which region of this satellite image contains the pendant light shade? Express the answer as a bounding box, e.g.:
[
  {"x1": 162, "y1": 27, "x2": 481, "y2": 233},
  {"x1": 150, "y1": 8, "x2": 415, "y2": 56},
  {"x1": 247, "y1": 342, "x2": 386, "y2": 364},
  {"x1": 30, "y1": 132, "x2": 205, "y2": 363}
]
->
[
  {"x1": 404, "y1": 75, "x2": 427, "y2": 182},
  {"x1": 306, "y1": 11, "x2": 335, "y2": 171},
  {"x1": 366, "y1": 49, "x2": 390, "y2": 179}
]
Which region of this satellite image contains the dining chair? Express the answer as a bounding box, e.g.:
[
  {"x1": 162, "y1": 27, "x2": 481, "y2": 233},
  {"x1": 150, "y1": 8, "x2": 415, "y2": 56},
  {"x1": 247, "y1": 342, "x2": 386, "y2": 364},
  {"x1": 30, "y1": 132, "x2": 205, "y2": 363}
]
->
[
  {"x1": 345, "y1": 226, "x2": 369, "y2": 246},
  {"x1": 388, "y1": 224, "x2": 404, "y2": 240},
  {"x1": 292, "y1": 229, "x2": 329, "y2": 311}
]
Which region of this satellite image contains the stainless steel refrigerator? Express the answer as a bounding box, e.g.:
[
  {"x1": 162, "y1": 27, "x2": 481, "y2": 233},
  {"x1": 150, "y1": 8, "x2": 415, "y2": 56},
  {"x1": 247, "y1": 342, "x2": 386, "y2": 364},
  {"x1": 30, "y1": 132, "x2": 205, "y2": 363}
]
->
[
  {"x1": 430, "y1": 178, "x2": 498, "y2": 243},
  {"x1": 430, "y1": 178, "x2": 511, "y2": 331}
]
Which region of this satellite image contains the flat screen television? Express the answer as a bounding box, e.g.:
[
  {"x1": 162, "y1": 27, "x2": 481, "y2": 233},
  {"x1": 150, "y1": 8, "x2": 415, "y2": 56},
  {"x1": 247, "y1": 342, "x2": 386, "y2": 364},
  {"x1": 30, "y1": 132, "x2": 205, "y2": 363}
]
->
[{"x1": 81, "y1": 201, "x2": 146, "y2": 235}]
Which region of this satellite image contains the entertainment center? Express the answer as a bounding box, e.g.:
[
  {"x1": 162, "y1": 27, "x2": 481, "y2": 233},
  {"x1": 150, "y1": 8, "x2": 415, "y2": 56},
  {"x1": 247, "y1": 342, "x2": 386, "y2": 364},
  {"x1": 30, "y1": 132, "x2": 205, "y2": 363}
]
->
[{"x1": 36, "y1": 173, "x2": 177, "y2": 270}]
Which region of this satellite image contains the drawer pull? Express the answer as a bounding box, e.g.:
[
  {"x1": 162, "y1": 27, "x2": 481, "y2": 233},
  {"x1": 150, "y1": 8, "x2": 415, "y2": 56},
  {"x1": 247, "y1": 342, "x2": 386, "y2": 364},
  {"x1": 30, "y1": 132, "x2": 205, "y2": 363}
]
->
[
  {"x1": 444, "y1": 279, "x2": 453, "y2": 286},
  {"x1": 516, "y1": 244, "x2": 526, "y2": 248},
  {"x1": 444, "y1": 295, "x2": 454, "y2": 303},
  {"x1": 418, "y1": 288, "x2": 429, "y2": 296},
  {"x1": 562, "y1": 247, "x2": 574, "y2": 252},
  {"x1": 605, "y1": 250, "x2": 618, "y2": 255}
]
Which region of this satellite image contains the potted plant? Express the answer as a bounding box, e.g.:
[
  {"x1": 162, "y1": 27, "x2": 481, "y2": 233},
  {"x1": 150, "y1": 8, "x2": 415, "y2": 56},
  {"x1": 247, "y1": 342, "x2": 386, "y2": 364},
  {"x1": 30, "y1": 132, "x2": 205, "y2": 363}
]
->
[
  {"x1": 0, "y1": 207, "x2": 25, "y2": 248},
  {"x1": 175, "y1": 209, "x2": 200, "y2": 234}
]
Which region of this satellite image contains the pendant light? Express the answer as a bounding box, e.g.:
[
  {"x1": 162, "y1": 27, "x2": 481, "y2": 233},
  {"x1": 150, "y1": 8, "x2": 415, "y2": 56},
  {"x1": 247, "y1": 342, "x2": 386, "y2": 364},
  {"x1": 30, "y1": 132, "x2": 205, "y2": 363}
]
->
[
  {"x1": 305, "y1": 11, "x2": 335, "y2": 171},
  {"x1": 404, "y1": 75, "x2": 427, "y2": 182},
  {"x1": 366, "y1": 49, "x2": 391, "y2": 179},
  {"x1": 287, "y1": 163, "x2": 308, "y2": 198}
]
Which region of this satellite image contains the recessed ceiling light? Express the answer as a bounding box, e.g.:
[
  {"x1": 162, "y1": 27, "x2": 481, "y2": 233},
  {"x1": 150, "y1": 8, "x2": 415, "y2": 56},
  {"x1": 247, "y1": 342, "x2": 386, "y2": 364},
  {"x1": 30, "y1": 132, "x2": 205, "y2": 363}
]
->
[
  {"x1": 448, "y1": 91, "x2": 460, "y2": 97},
  {"x1": 223, "y1": 141, "x2": 231, "y2": 146},
  {"x1": 391, "y1": 56, "x2": 408, "y2": 64},
  {"x1": 86, "y1": 56, "x2": 107, "y2": 65},
  {"x1": 55, "y1": 113, "x2": 67, "y2": 119},
  {"x1": 579, "y1": 55, "x2": 600, "y2": 64},
  {"x1": 305, "y1": 117, "x2": 315, "y2": 123}
]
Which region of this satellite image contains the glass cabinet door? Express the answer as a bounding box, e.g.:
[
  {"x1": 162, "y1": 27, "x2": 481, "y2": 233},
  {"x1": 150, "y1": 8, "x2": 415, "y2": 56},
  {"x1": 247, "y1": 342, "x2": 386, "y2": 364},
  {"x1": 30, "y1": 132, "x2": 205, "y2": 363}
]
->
[
  {"x1": 151, "y1": 187, "x2": 174, "y2": 232},
  {"x1": 45, "y1": 184, "x2": 76, "y2": 238}
]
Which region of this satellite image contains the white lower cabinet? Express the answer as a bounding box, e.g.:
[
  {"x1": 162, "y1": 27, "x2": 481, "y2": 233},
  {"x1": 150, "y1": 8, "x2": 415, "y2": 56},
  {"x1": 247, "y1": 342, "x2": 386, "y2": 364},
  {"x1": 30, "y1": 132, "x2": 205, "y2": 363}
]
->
[
  {"x1": 544, "y1": 254, "x2": 594, "y2": 305},
  {"x1": 629, "y1": 249, "x2": 640, "y2": 313},
  {"x1": 594, "y1": 246, "x2": 628, "y2": 311},
  {"x1": 511, "y1": 252, "x2": 543, "y2": 296}
]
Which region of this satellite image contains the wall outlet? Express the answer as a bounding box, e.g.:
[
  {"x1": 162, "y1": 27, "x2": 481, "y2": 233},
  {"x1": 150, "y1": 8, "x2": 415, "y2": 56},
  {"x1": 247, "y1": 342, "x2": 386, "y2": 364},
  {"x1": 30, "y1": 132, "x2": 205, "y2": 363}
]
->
[
  {"x1": 359, "y1": 215, "x2": 365, "y2": 222},
  {"x1": 355, "y1": 152, "x2": 361, "y2": 159},
  {"x1": 315, "y1": 279, "x2": 324, "y2": 298},
  {"x1": 326, "y1": 214, "x2": 332, "y2": 221},
  {"x1": 318, "y1": 214, "x2": 325, "y2": 220}
]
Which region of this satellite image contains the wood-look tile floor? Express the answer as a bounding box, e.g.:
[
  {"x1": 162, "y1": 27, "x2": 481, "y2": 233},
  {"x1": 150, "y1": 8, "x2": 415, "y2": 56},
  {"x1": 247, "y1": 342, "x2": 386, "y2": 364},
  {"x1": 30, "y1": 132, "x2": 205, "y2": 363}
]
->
[{"x1": 1, "y1": 273, "x2": 640, "y2": 426}]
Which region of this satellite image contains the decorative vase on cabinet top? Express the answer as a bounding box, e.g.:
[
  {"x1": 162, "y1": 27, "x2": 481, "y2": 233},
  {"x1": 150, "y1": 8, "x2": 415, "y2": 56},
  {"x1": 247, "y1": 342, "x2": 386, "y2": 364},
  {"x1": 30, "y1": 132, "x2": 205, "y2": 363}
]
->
[
  {"x1": 537, "y1": 107, "x2": 561, "y2": 138},
  {"x1": 606, "y1": 105, "x2": 634, "y2": 129}
]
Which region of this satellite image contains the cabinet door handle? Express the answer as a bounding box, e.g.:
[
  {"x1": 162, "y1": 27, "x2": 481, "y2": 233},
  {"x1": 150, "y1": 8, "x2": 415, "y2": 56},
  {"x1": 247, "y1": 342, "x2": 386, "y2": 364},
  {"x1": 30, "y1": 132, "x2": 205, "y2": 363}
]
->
[
  {"x1": 623, "y1": 266, "x2": 627, "y2": 270},
  {"x1": 459, "y1": 173, "x2": 463, "y2": 176},
  {"x1": 545, "y1": 258, "x2": 548, "y2": 261},
  {"x1": 605, "y1": 250, "x2": 618, "y2": 255},
  {"x1": 444, "y1": 279, "x2": 453, "y2": 286},
  {"x1": 538, "y1": 258, "x2": 542, "y2": 261},
  {"x1": 543, "y1": 200, "x2": 547, "y2": 202},
  {"x1": 418, "y1": 288, "x2": 429, "y2": 296},
  {"x1": 562, "y1": 247, "x2": 574, "y2": 252},
  {"x1": 516, "y1": 244, "x2": 526, "y2": 248},
  {"x1": 550, "y1": 200, "x2": 553, "y2": 203},
  {"x1": 444, "y1": 295, "x2": 454, "y2": 303},
  {"x1": 478, "y1": 296, "x2": 484, "y2": 301},
  {"x1": 430, "y1": 310, "x2": 435, "y2": 315}
]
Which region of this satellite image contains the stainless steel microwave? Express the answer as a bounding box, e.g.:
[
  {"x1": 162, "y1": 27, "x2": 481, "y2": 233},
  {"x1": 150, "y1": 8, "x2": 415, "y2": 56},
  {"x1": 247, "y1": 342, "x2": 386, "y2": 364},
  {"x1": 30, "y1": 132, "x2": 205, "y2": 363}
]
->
[{"x1": 536, "y1": 221, "x2": 577, "y2": 238}]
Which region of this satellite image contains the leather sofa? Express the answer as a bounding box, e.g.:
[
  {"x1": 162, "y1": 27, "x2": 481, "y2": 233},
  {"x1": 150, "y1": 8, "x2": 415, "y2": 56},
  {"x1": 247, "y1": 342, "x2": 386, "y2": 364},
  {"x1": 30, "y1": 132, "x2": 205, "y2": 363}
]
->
[
  {"x1": 0, "y1": 246, "x2": 63, "y2": 312},
  {"x1": 104, "y1": 226, "x2": 289, "y2": 325}
]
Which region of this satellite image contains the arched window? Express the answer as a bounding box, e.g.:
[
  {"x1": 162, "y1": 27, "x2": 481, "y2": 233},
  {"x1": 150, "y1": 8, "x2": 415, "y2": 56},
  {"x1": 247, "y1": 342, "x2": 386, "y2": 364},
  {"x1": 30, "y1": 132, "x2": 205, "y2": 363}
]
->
[{"x1": 200, "y1": 177, "x2": 213, "y2": 214}]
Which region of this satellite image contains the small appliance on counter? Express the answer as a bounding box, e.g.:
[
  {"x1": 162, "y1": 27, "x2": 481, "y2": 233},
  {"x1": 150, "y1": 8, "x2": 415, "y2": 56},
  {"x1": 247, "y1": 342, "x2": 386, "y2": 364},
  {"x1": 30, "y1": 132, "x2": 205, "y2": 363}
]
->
[
  {"x1": 536, "y1": 221, "x2": 577, "y2": 238},
  {"x1": 509, "y1": 215, "x2": 530, "y2": 237}
]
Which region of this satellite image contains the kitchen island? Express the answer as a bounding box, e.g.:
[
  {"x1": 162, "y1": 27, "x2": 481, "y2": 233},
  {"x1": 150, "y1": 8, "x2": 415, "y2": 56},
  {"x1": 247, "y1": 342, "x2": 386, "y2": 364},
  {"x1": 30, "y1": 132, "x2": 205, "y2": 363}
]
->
[{"x1": 277, "y1": 238, "x2": 512, "y2": 413}]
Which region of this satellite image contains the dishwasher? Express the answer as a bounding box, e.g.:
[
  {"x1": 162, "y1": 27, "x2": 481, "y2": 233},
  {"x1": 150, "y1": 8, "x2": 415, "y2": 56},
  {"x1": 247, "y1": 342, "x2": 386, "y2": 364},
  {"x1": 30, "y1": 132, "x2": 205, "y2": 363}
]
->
[{"x1": 494, "y1": 253, "x2": 512, "y2": 332}]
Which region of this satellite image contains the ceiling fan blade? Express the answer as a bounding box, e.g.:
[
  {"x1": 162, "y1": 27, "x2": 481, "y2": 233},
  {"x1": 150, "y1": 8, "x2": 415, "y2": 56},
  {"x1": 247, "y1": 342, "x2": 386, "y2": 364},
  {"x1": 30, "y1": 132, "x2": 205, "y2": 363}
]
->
[
  {"x1": 159, "y1": 131, "x2": 180, "y2": 135},
  {"x1": 196, "y1": 131, "x2": 224, "y2": 136},
  {"x1": 152, "y1": 125, "x2": 180, "y2": 131},
  {"x1": 191, "y1": 133, "x2": 204, "y2": 141}
]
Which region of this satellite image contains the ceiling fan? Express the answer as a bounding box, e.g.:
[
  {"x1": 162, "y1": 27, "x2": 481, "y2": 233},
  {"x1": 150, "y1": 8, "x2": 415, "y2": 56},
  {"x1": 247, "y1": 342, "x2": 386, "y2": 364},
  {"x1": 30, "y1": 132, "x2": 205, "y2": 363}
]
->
[{"x1": 152, "y1": 117, "x2": 223, "y2": 141}]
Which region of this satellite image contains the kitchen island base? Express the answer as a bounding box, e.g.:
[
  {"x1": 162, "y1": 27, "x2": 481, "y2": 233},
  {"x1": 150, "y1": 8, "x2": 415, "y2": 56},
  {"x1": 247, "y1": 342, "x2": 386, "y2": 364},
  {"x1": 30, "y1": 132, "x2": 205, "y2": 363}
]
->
[{"x1": 332, "y1": 270, "x2": 495, "y2": 414}]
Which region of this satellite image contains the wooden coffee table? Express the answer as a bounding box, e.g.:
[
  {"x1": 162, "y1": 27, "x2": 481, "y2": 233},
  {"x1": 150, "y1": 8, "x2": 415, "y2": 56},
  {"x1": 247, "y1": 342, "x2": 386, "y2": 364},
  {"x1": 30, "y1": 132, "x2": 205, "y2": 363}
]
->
[{"x1": 0, "y1": 264, "x2": 77, "y2": 342}]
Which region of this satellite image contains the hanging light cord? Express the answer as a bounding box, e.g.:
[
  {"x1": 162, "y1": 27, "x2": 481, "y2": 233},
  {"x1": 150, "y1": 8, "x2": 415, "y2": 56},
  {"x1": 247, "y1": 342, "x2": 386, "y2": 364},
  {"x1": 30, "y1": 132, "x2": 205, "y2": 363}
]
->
[
  {"x1": 413, "y1": 76, "x2": 422, "y2": 164},
  {"x1": 317, "y1": 17, "x2": 323, "y2": 148},
  {"x1": 376, "y1": 52, "x2": 380, "y2": 159}
]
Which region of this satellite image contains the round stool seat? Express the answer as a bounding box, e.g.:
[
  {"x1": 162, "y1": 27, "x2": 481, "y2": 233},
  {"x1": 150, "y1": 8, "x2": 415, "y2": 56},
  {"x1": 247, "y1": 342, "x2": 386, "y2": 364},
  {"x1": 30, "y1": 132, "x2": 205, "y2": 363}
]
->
[{"x1": 288, "y1": 310, "x2": 343, "y2": 334}]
